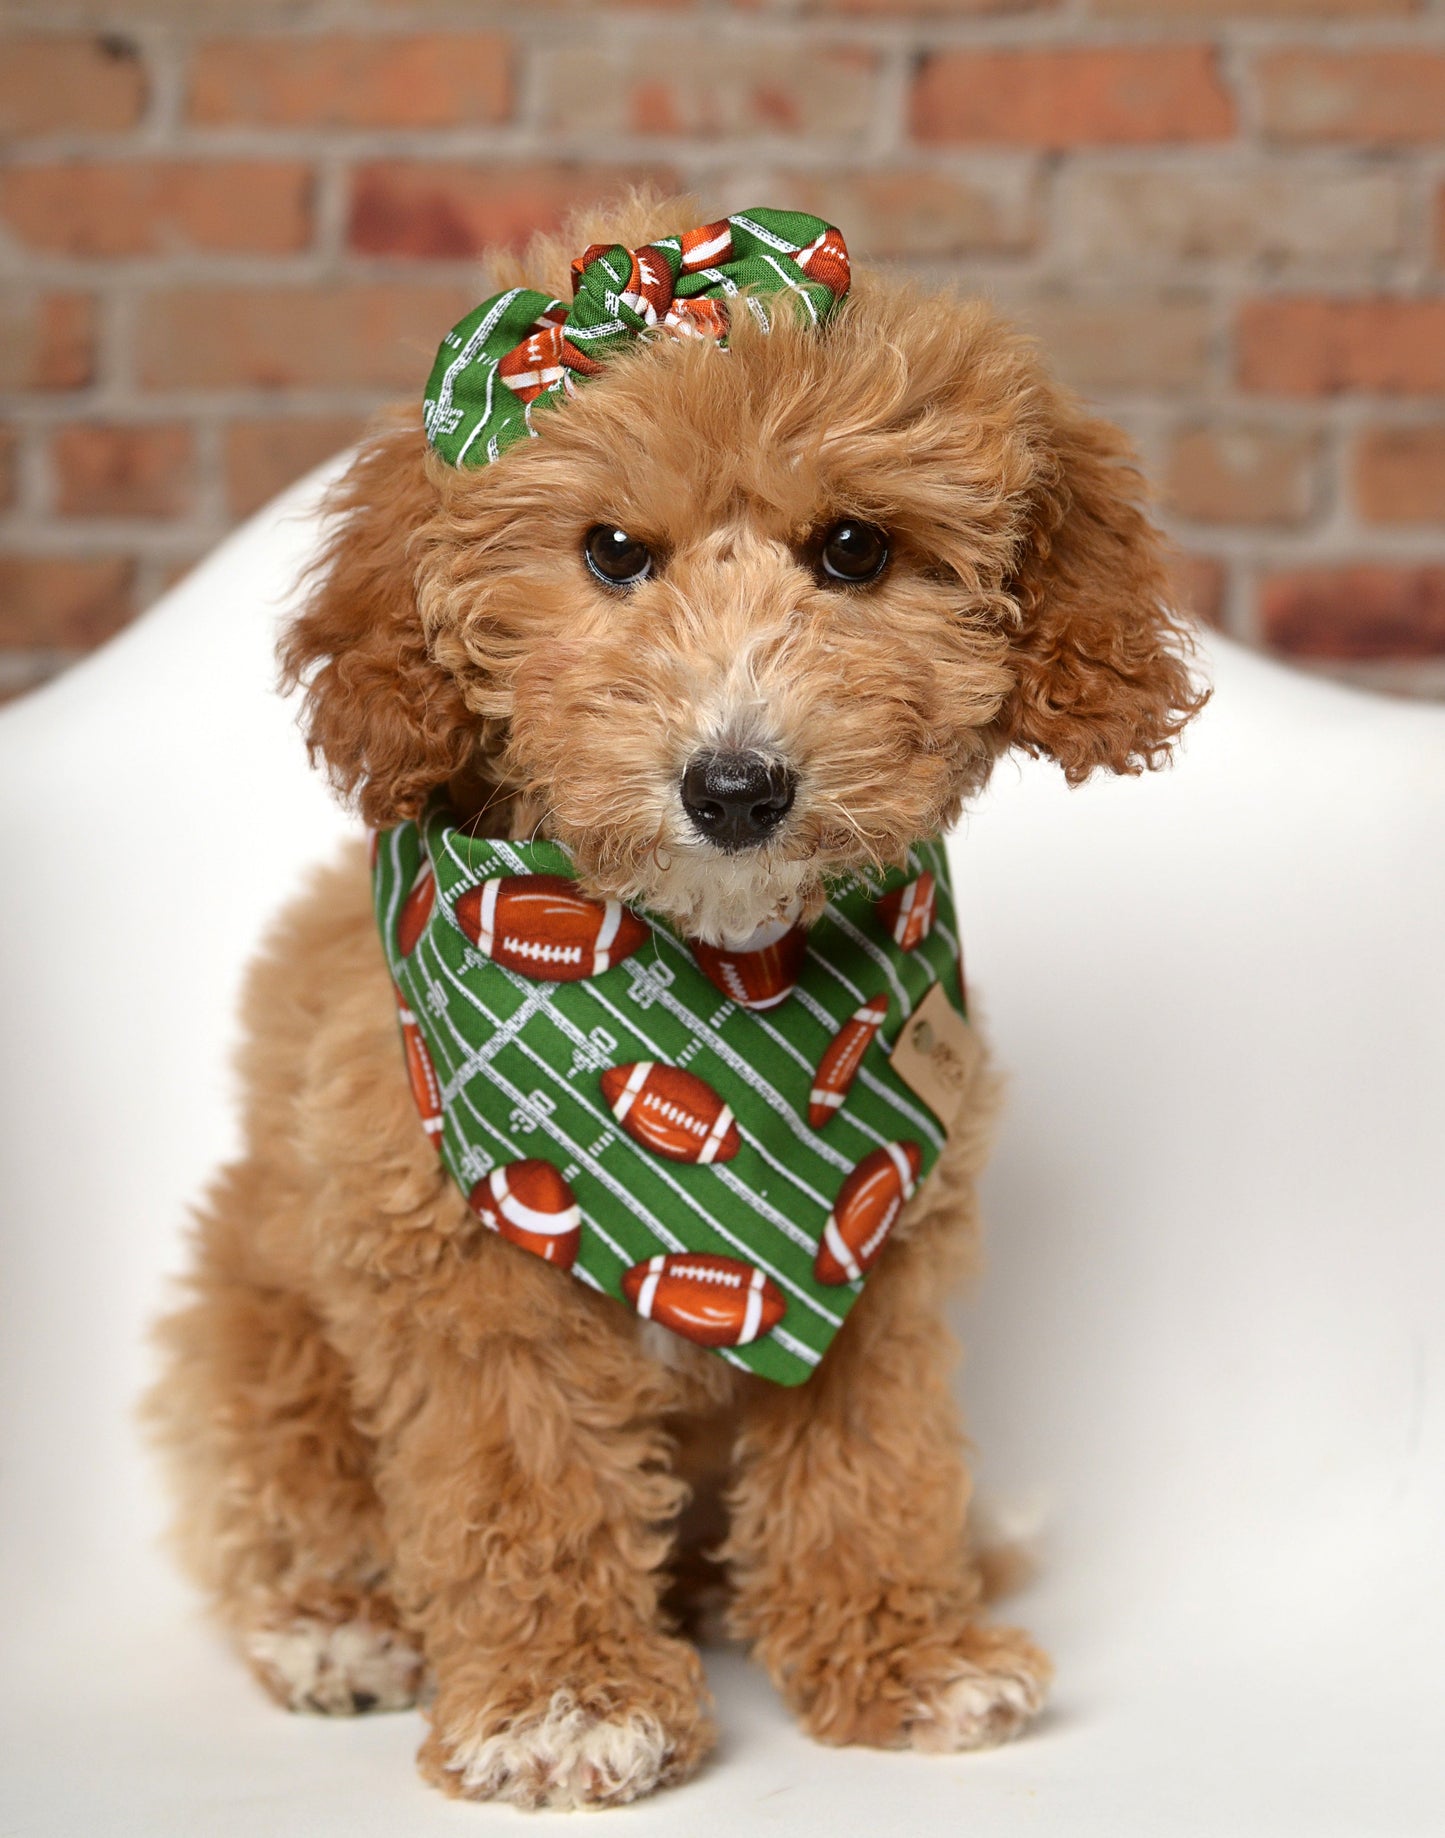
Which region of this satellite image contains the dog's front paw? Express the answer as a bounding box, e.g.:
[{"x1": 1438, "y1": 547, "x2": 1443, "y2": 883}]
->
[
  {"x1": 420, "y1": 1642, "x2": 714, "y2": 1809},
  {"x1": 243, "y1": 1614, "x2": 425, "y2": 1715},
  {"x1": 904, "y1": 1624, "x2": 1051, "y2": 1753},
  {"x1": 784, "y1": 1616, "x2": 1051, "y2": 1754}
]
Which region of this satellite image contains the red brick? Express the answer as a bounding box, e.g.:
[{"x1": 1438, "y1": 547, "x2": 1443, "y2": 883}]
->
[
  {"x1": 0, "y1": 429, "x2": 16, "y2": 511},
  {"x1": 1170, "y1": 552, "x2": 1226, "y2": 629},
  {"x1": 542, "y1": 40, "x2": 881, "y2": 143},
  {"x1": 1260, "y1": 566, "x2": 1445, "y2": 661},
  {"x1": 0, "y1": 36, "x2": 146, "y2": 136},
  {"x1": 807, "y1": 0, "x2": 1047, "y2": 10},
  {"x1": 1353, "y1": 427, "x2": 1445, "y2": 525},
  {"x1": 911, "y1": 47, "x2": 1234, "y2": 147},
  {"x1": 0, "y1": 555, "x2": 136, "y2": 649},
  {"x1": 1005, "y1": 292, "x2": 1214, "y2": 391},
  {"x1": 381, "y1": 0, "x2": 687, "y2": 6},
  {"x1": 348, "y1": 162, "x2": 677, "y2": 259},
  {"x1": 189, "y1": 34, "x2": 512, "y2": 128},
  {"x1": 225, "y1": 415, "x2": 370, "y2": 518},
  {"x1": 0, "y1": 293, "x2": 95, "y2": 391},
  {"x1": 1259, "y1": 50, "x2": 1445, "y2": 146},
  {"x1": 1166, "y1": 425, "x2": 1320, "y2": 526},
  {"x1": 0, "y1": 162, "x2": 312, "y2": 258},
  {"x1": 1098, "y1": 0, "x2": 1413, "y2": 13},
  {"x1": 52, "y1": 423, "x2": 195, "y2": 519},
  {"x1": 136, "y1": 284, "x2": 479, "y2": 391},
  {"x1": 1238, "y1": 299, "x2": 1445, "y2": 397},
  {"x1": 1055, "y1": 167, "x2": 1405, "y2": 266},
  {"x1": 772, "y1": 170, "x2": 1035, "y2": 257}
]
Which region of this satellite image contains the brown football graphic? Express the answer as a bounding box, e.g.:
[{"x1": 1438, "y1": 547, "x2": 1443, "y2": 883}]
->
[
  {"x1": 815, "y1": 1141, "x2": 923, "y2": 1285},
  {"x1": 394, "y1": 985, "x2": 443, "y2": 1153},
  {"x1": 876, "y1": 871, "x2": 936, "y2": 953},
  {"x1": 679, "y1": 218, "x2": 733, "y2": 273},
  {"x1": 469, "y1": 1159, "x2": 581, "y2": 1269},
  {"x1": 396, "y1": 857, "x2": 435, "y2": 957},
  {"x1": 600, "y1": 1061, "x2": 741, "y2": 1164},
  {"x1": 809, "y1": 993, "x2": 890, "y2": 1128},
  {"x1": 622, "y1": 1252, "x2": 786, "y2": 1348},
  {"x1": 455, "y1": 874, "x2": 648, "y2": 982},
  {"x1": 797, "y1": 225, "x2": 851, "y2": 300},
  {"x1": 690, "y1": 913, "x2": 808, "y2": 1012}
]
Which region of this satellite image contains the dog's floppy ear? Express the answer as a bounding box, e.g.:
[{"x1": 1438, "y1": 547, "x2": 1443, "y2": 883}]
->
[
  {"x1": 998, "y1": 387, "x2": 1205, "y2": 784},
  {"x1": 279, "y1": 413, "x2": 482, "y2": 827}
]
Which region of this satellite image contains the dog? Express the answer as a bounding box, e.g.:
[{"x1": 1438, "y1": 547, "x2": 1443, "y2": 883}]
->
[{"x1": 148, "y1": 193, "x2": 1202, "y2": 1810}]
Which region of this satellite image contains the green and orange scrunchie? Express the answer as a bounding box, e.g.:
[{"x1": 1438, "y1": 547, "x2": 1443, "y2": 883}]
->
[{"x1": 422, "y1": 207, "x2": 851, "y2": 469}]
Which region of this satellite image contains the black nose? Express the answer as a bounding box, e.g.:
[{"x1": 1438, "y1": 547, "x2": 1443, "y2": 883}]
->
[{"x1": 681, "y1": 751, "x2": 797, "y2": 852}]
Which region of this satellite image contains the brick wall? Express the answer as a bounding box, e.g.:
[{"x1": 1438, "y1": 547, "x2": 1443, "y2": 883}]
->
[{"x1": 3, "y1": 0, "x2": 1444, "y2": 704}]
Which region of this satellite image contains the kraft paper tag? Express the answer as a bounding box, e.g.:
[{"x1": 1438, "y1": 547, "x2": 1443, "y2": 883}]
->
[{"x1": 888, "y1": 980, "x2": 976, "y2": 1135}]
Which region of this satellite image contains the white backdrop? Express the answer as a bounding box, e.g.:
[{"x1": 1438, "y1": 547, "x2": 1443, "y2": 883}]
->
[{"x1": 2, "y1": 463, "x2": 1442, "y2": 1835}]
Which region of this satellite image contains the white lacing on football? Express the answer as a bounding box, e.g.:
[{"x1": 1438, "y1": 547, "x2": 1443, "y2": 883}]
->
[
  {"x1": 502, "y1": 936, "x2": 584, "y2": 966},
  {"x1": 672, "y1": 1261, "x2": 742, "y2": 1288},
  {"x1": 643, "y1": 1095, "x2": 706, "y2": 1136},
  {"x1": 715, "y1": 962, "x2": 750, "y2": 1003}
]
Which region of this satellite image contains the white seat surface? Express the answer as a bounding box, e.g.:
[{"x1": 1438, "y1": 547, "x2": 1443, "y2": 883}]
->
[{"x1": 2, "y1": 462, "x2": 1442, "y2": 1835}]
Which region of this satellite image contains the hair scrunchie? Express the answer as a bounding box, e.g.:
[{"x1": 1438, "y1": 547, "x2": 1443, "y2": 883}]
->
[{"x1": 422, "y1": 207, "x2": 850, "y2": 469}]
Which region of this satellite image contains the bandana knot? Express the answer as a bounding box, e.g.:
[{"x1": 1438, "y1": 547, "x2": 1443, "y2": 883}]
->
[{"x1": 423, "y1": 207, "x2": 850, "y2": 469}]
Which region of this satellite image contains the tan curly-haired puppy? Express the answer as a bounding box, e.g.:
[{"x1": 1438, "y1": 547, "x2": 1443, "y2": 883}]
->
[{"x1": 148, "y1": 194, "x2": 1201, "y2": 1810}]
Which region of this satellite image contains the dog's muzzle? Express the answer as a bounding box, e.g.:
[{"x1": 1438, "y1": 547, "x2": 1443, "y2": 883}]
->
[{"x1": 681, "y1": 750, "x2": 796, "y2": 852}]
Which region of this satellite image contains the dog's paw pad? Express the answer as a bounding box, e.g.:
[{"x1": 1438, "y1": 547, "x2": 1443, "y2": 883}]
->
[
  {"x1": 908, "y1": 1643, "x2": 1050, "y2": 1753},
  {"x1": 244, "y1": 1616, "x2": 424, "y2": 1715},
  {"x1": 441, "y1": 1690, "x2": 678, "y2": 1809}
]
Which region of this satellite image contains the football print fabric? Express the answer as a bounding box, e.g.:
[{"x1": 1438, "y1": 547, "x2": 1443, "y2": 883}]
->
[
  {"x1": 373, "y1": 808, "x2": 967, "y2": 1386},
  {"x1": 422, "y1": 207, "x2": 851, "y2": 469}
]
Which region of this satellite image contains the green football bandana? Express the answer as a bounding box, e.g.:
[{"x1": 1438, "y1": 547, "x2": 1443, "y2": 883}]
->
[
  {"x1": 373, "y1": 807, "x2": 969, "y2": 1386},
  {"x1": 422, "y1": 207, "x2": 851, "y2": 468}
]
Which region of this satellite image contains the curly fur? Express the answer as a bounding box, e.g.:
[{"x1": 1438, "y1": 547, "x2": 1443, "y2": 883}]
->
[{"x1": 148, "y1": 191, "x2": 1203, "y2": 1809}]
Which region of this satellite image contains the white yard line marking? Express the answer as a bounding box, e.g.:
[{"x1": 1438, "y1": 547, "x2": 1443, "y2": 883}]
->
[{"x1": 821, "y1": 903, "x2": 912, "y2": 1016}]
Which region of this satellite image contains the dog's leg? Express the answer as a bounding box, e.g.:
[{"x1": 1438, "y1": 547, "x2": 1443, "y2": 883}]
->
[
  {"x1": 364, "y1": 1314, "x2": 714, "y2": 1810},
  {"x1": 723, "y1": 1231, "x2": 1051, "y2": 1753},
  {"x1": 146, "y1": 1164, "x2": 423, "y2": 1715}
]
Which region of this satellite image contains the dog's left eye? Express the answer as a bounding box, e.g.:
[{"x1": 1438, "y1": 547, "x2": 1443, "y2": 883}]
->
[
  {"x1": 584, "y1": 526, "x2": 654, "y2": 589},
  {"x1": 818, "y1": 520, "x2": 890, "y2": 586}
]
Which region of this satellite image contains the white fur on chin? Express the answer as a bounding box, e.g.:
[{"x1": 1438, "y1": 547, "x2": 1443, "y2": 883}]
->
[{"x1": 621, "y1": 828, "x2": 815, "y2": 946}]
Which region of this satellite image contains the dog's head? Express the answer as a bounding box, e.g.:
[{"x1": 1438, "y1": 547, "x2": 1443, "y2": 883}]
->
[{"x1": 284, "y1": 197, "x2": 1203, "y2": 943}]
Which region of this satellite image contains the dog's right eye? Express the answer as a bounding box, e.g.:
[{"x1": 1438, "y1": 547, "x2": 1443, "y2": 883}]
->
[{"x1": 584, "y1": 526, "x2": 654, "y2": 590}]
